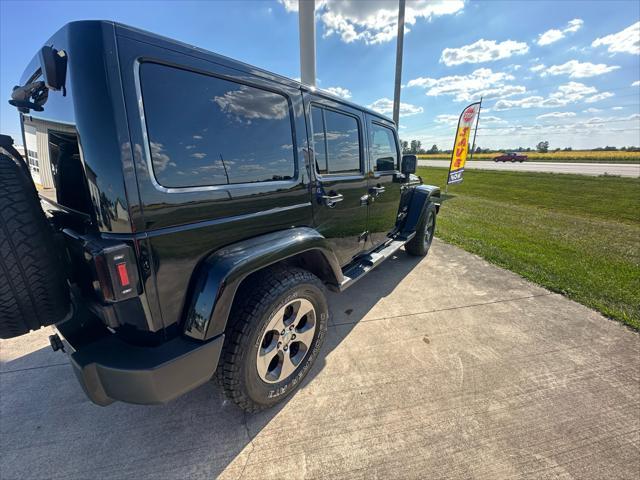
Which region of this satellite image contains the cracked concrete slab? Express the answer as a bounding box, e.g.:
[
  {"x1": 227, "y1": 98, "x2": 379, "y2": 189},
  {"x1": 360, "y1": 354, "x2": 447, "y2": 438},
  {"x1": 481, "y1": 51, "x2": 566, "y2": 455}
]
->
[{"x1": 1, "y1": 239, "x2": 638, "y2": 479}]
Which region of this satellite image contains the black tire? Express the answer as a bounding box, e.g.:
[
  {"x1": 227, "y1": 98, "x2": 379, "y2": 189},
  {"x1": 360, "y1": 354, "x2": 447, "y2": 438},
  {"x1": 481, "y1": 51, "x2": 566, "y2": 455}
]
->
[
  {"x1": 405, "y1": 202, "x2": 437, "y2": 257},
  {"x1": 0, "y1": 153, "x2": 70, "y2": 339},
  {"x1": 217, "y1": 266, "x2": 329, "y2": 412}
]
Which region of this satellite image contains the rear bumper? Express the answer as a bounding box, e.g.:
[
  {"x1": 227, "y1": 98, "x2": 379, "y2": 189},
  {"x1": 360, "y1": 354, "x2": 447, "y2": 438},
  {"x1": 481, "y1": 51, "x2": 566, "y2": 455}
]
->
[{"x1": 58, "y1": 321, "x2": 223, "y2": 406}]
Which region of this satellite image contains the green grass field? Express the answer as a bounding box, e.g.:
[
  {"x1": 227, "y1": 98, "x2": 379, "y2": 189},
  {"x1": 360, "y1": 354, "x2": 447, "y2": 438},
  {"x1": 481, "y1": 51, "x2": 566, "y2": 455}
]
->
[{"x1": 418, "y1": 167, "x2": 640, "y2": 330}]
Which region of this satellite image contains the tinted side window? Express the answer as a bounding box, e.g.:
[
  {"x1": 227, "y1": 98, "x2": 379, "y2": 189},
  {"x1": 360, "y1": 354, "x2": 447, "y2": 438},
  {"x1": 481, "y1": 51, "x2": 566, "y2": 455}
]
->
[
  {"x1": 140, "y1": 63, "x2": 295, "y2": 188},
  {"x1": 370, "y1": 123, "x2": 398, "y2": 171},
  {"x1": 311, "y1": 106, "x2": 361, "y2": 175},
  {"x1": 310, "y1": 106, "x2": 327, "y2": 174}
]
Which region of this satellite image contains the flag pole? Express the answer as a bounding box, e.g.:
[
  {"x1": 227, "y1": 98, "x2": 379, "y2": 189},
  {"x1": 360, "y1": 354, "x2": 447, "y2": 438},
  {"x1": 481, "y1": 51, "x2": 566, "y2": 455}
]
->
[{"x1": 468, "y1": 97, "x2": 482, "y2": 163}]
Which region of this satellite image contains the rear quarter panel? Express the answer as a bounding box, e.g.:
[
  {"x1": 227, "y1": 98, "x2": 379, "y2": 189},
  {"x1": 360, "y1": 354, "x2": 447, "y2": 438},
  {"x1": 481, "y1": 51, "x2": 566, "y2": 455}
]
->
[{"x1": 116, "y1": 31, "x2": 313, "y2": 330}]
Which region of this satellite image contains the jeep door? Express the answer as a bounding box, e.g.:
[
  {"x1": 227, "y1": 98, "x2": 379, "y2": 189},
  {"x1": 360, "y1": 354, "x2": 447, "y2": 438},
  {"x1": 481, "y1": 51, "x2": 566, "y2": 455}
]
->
[
  {"x1": 365, "y1": 115, "x2": 403, "y2": 248},
  {"x1": 306, "y1": 96, "x2": 369, "y2": 266}
]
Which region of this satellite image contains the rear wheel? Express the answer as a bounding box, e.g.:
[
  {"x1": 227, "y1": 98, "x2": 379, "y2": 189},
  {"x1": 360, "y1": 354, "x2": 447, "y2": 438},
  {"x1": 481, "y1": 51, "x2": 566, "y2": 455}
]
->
[
  {"x1": 217, "y1": 267, "x2": 329, "y2": 412},
  {"x1": 405, "y1": 202, "x2": 437, "y2": 257},
  {"x1": 0, "y1": 153, "x2": 70, "y2": 339}
]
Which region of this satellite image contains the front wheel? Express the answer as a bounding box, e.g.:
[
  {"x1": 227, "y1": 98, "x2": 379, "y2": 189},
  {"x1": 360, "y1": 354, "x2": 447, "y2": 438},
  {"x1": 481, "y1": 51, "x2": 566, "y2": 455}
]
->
[
  {"x1": 405, "y1": 202, "x2": 437, "y2": 257},
  {"x1": 217, "y1": 267, "x2": 329, "y2": 412}
]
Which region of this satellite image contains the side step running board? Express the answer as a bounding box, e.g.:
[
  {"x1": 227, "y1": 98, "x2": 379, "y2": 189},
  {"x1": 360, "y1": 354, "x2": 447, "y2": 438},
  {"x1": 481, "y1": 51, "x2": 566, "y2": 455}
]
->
[{"x1": 339, "y1": 235, "x2": 413, "y2": 291}]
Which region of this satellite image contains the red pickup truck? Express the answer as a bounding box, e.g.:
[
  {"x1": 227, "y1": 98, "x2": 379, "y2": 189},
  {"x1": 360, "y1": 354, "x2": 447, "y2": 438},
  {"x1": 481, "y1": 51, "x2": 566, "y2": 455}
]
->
[{"x1": 493, "y1": 152, "x2": 527, "y2": 162}]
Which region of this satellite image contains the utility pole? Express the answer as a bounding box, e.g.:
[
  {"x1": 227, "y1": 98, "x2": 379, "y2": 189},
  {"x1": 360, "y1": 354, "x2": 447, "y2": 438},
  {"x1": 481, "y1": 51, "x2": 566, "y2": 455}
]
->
[
  {"x1": 392, "y1": 0, "x2": 406, "y2": 127},
  {"x1": 299, "y1": 0, "x2": 316, "y2": 86}
]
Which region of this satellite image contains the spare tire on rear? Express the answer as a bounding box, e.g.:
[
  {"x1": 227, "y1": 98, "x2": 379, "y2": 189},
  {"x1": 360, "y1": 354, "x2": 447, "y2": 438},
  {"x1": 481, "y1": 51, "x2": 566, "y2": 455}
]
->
[{"x1": 0, "y1": 152, "x2": 70, "y2": 339}]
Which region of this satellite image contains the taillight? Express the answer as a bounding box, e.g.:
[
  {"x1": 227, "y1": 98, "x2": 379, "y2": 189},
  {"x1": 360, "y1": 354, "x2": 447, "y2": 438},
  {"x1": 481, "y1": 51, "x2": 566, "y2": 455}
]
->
[
  {"x1": 89, "y1": 243, "x2": 139, "y2": 303},
  {"x1": 116, "y1": 262, "x2": 130, "y2": 287}
]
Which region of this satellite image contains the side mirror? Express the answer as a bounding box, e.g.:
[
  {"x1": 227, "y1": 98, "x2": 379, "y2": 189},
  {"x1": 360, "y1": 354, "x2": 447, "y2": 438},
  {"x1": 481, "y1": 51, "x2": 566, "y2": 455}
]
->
[
  {"x1": 401, "y1": 154, "x2": 417, "y2": 175},
  {"x1": 39, "y1": 46, "x2": 67, "y2": 92}
]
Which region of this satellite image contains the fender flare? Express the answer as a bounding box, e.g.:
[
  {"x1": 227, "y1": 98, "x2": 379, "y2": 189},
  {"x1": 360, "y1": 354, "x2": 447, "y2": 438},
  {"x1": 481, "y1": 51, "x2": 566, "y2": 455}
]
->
[
  {"x1": 182, "y1": 227, "x2": 342, "y2": 341},
  {"x1": 401, "y1": 184, "x2": 441, "y2": 237}
]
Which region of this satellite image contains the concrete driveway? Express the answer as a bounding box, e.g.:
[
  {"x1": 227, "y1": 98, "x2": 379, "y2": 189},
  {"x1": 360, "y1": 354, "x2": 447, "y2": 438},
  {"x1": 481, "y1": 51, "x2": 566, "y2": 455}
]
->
[{"x1": 1, "y1": 240, "x2": 638, "y2": 479}]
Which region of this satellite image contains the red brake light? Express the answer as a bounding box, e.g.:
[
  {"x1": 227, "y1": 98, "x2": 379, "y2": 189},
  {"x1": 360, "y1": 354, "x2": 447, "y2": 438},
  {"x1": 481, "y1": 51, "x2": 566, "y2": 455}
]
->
[{"x1": 116, "y1": 263, "x2": 130, "y2": 287}]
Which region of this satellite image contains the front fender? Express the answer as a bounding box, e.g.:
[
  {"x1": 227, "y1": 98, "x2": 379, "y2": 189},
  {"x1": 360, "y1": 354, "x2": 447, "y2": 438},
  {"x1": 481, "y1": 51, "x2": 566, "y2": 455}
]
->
[
  {"x1": 401, "y1": 184, "x2": 441, "y2": 237},
  {"x1": 183, "y1": 227, "x2": 341, "y2": 341}
]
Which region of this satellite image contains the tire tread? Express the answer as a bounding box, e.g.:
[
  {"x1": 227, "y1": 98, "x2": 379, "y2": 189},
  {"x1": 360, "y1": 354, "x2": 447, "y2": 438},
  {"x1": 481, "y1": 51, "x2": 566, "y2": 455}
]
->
[{"x1": 0, "y1": 154, "x2": 70, "y2": 339}]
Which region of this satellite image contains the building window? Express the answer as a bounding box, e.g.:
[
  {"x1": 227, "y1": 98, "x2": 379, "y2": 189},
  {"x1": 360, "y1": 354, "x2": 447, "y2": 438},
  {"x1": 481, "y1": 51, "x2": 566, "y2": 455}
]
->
[
  {"x1": 140, "y1": 63, "x2": 296, "y2": 189},
  {"x1": 311, "y1": 106, "x2": 361, "y2": 175},
  {"x1": 27, "y1": 149, "x2": 39, "y2": 172}
]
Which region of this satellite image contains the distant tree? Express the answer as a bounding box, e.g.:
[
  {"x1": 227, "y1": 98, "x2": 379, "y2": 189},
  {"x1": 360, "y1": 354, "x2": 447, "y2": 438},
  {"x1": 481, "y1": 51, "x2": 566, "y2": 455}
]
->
[
  {"x1": 400, "y1": 140, "x2": 409, "y2": 154},
  {"x1": 409, "y1": 140, "x2": 422, "y2": 154},
  {"x1": 536, "y1": 141, "x2": 550, "y2": 153},
  {"x1": 563, "y1": 147, "x2": 573, "y2": 151},
  {"x1": 603, "y1": 146, "x2": 617, "y2": 151},
  {"x1": 554, "y1": 147, "x2": 561, "y2": 151},
  {"x1": 427, "y1": 144, "x2": 439, "y2": 154},
  {"x1": 525, "y1": 147, "x2": 532, "y2": 152}
]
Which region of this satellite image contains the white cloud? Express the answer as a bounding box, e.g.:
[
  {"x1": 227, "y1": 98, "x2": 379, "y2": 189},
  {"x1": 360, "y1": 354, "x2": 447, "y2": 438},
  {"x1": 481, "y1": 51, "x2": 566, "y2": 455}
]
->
[
  {"x1": 280, "y1": 0, "x2": 464, "y2": 45},
  {"x1": 434, "y1": 114, "x2": 459, "y2": 125},
  {"x1": 494, "y1": 82, "x2": 612, "y2": 110},
  {"x1": 537, "y1": 18, "x2": 583, "y2": 46},
  {"x1": 565, "y1": 19, "x2": 584, "y2": 33},
  {"x1": 612, "y1": 106, "x2": 624, "y2": 111},
  {"x1": 536, "y1": 112, "x2": 577, "y2": 120},
  {"x1": 585, "y1": 113, "x2": 640, "y2": 123},
  {"x1": 368, "y1": 98, "x2": 423, "y2": 117},
  {"x1": 584, "y1": 92, "x2": 615, "y2": 103},
  {"x1": 440, "y1": 39, "x2": 529, "y2": 66},
  {"x1": 537, "y1": 29, "x2": 564, "y2": 46},
  {"x1": 323, "y1": 86, "x2": 352, "y2": 99},
  {"x1": 406, "y1": 68, "x2": 526, "y2": 102},
  {"x1": 592, "y1": 22, "x2": 640, "y2": 55},
  {"x1": 530, "y1": 64, "x2": 546, "y2": 72},
  {"x1": 433, "y1": 113, "x2": 506, "y2": 127},
  {"x1": 540, "y1": 60, "x2": 620, "y2": 78},
  {"x1": 583, "y1": 107, "x2": 602, "y2": 113},
  {"x1": 482, "y1": 115, "x2": 506, "y2": 123},
  {"x1": 554, "y1": 82, "x2": 598, "y2": 101},
  {"x1": 632, "y1": 80, "x2": 640, "y2": 87}
]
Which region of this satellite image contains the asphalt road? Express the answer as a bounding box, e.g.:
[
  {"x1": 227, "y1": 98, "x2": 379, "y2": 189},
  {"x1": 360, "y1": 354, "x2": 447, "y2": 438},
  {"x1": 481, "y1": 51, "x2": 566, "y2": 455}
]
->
[
  {"x1": 419, "y1": 159, "x2": 640, "y2": 177},
  {"x1": 1, "y1": 240, "x2": 639, "y2": 479}
]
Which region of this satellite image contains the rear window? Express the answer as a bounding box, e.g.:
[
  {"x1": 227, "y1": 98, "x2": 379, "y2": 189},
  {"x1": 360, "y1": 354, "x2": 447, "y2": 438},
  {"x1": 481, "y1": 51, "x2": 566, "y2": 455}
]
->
[{"x1": 139, "y1": 63, "x2": 296, "y2": 188}]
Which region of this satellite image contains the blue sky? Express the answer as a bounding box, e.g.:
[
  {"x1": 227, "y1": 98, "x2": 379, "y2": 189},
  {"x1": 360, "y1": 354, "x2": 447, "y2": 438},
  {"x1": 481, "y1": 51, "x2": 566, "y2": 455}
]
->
[{"x1": 1, "y1": 0, "x2": 638, "y2": 149}]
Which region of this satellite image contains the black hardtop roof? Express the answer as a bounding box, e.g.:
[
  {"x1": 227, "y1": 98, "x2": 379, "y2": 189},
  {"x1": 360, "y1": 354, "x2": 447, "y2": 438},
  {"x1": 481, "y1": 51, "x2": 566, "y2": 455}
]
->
[{"x1": 60, "y1": 20, "x2": 394, "y2": 125}]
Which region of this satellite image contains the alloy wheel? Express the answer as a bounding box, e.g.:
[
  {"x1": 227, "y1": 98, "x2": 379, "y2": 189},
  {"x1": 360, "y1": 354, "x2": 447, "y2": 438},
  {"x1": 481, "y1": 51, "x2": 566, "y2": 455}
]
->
[{"x1": 256, "y1": 298, "x2": 317, "y2": 383}]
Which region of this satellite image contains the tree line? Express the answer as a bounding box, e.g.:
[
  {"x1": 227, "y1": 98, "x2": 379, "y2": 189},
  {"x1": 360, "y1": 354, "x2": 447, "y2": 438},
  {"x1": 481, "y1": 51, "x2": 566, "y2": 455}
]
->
[{"x1": 401, "y1": 139, "x2": 640, "y2": 154}]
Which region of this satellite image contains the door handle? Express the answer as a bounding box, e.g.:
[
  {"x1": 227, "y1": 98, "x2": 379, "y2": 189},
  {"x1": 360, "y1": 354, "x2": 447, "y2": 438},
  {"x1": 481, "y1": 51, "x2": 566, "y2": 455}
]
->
[
  {"x1": 321, "y1": 193, "x2": 344, "y2": 207},
  {"x1": 370, "y1": 186, "x2": 385, "y2": 196}
]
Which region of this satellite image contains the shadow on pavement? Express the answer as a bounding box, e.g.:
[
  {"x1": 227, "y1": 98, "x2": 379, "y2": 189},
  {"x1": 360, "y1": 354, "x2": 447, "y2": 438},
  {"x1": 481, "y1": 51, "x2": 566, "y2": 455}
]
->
[{"x1": 0, "y1": 252, "x2": 423, "y2": 479}]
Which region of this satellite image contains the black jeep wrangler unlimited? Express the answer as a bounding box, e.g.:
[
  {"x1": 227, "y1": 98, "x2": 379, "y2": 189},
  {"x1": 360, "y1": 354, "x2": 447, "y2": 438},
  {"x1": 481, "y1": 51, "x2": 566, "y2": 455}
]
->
[{"x1": 1, "y1": 21, "x2": 440, "y2": 412}]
